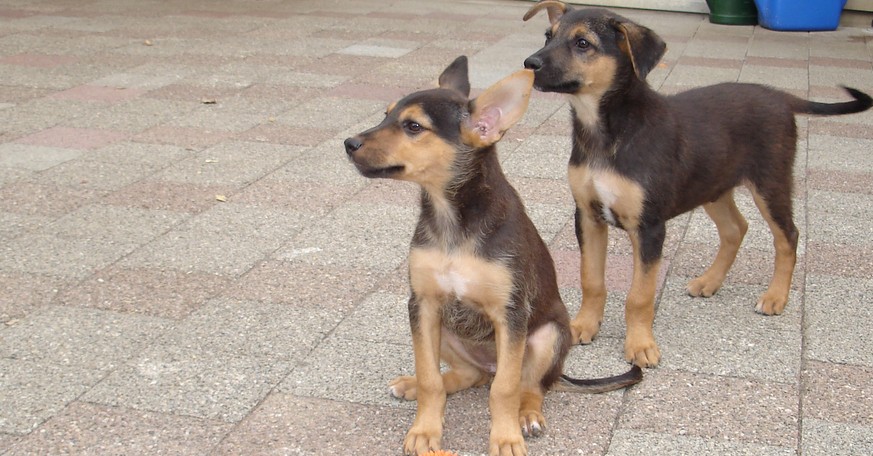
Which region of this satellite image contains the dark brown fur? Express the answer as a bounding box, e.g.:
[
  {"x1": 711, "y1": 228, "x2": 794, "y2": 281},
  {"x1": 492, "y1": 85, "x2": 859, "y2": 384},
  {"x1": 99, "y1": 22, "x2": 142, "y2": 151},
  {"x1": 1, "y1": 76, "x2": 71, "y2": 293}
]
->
[
  {"x1": 344, "y1": 56, "x2": 641, "y2": 456},
  {"x1": 523, "y1": 1, "x2": 872, "y2": 368}
]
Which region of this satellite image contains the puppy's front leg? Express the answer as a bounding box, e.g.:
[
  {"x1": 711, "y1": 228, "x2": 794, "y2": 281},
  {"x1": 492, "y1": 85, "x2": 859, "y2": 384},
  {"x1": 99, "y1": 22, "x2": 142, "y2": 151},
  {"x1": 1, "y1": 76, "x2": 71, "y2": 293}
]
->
[
  {"x1": 571, "y1": 208, "x2": 609, "y2": 344},
  {"x1": 624, "y1": 223, "x2": 665, "y2": 367},
  {"x1": 404, "y1": 294, "x2": 445, "y2": 455},
  {"x1": 488, "y1": 322, "x2": 527, "y2": 456}
]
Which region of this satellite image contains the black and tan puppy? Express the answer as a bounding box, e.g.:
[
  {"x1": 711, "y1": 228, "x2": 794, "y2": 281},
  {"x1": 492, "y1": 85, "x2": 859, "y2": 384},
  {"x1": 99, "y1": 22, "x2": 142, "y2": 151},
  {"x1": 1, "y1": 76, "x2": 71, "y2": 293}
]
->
[
  {"x1": 344, "y1": 56, "x2": 641, "y2": 456},
  {"x1": 522, "y1": 1, "x2": 873, "y2": 368}
]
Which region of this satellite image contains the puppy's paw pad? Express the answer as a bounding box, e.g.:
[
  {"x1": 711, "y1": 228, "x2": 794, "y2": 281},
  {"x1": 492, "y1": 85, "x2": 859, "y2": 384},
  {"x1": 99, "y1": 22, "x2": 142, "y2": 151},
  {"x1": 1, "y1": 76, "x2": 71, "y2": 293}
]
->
[{"x1": 389, "y1": 375, "x2": 418, "y2": 401}]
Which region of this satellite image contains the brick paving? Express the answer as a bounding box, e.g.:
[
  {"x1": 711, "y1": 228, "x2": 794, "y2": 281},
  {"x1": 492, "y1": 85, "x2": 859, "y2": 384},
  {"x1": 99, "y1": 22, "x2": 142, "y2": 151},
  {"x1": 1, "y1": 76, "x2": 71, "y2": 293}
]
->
[{"x1": 1, "y1": 1, "x2": 872, "y2": 455}]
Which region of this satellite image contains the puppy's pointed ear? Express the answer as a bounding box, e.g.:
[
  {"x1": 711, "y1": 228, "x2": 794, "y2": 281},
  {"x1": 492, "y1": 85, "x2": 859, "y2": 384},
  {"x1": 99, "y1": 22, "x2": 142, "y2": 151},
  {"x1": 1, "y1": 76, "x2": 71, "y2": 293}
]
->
[
  {"x1": 611, "y1": 19, "x2": 666, "y2": 80},
  {"x1": 464, "y1": 69, "x2": 534, "y2": 148},
  {"x1": 523, "y1": 0, "x2": 567, "y2": 25},
  {"x1": 438, "y1": 56, "x2": 471, "y2": 98}
]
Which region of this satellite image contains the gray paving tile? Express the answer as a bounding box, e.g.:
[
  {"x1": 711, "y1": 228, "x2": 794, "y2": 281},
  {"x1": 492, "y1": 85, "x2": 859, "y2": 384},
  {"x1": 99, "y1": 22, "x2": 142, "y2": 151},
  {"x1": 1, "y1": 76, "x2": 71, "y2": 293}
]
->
[
  {"x1": 332, "y1": 291, "x2": 411, "y2": 345},
  {"x1": 0, "y1": 305, "x2": 170, "y2": 372},
  {"x1": 163, "y1": 298, "x2": 340, "y2": 362},
  {"x1": 0, "y1": 359, "x2": 104, "y2": 434},
  {"x1": 275, "y1": 202, "x2": 416, "y2": 272},
  {"x1": 5, "y1": 402, "x2": 232, "y2": 456},
  {"x1": 619, "y1": 368, "x2": 798, "y2": 447},
  {"x1": 0, "y1": 144, "x2": 80, "y2": 171},
  {"x1": 280, "y1": 337, "x2": 414, "y2": 409},
  {"x1": 807, "y1": 190, "x2": 873, "y2": 245},
  {"x1": 84, "y1": 344, "x2": 291, "y2": 423},
  {"x1": 802, "y1": 418, "x2": 873, "y2": 456},
  {"x1": 41, "y1": 204, "x2": 186, "y2": 244},
  {"x1": 0, "y1": 234, "x2": 138, "y2": 279},
  {"x1": 24, "y1": 159, "x2": 156, "y2": 191},
  {"x1": 608, "y1": 430, "x2": 796, "y2": 456},
  {"x1": 805, "y1": 275, "x2": 873, "y2": 366}
]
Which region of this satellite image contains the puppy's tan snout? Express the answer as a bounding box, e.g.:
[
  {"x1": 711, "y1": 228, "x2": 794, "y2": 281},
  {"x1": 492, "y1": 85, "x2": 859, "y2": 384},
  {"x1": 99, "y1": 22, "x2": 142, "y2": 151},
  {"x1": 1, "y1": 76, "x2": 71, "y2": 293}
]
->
[{"x1": 344, "y1": 136, "x2": 363, "y2": 156}]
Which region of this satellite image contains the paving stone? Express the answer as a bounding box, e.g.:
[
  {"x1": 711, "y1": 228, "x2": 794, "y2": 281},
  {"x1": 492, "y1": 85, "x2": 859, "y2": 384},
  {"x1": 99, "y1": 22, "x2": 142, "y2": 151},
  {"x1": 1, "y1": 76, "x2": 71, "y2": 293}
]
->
[
  {"x1": 0, "y1": 143, "x2": 80, "y2": 171},
  {"x1": 0, "y1": 234, "x2": 137, "y2": 279},
  {"x1": 608, "y1": 430, "x2": 796, "y2": 456},
  {"x1": 5, "y1": 402, "x2": 232, "y2": 456},
  {"x1": 805, "y1": 275, "x2": 873, "y2": 366},
  {"x1": 802, "y1": 418, "x2": 873, "y2": 456}
]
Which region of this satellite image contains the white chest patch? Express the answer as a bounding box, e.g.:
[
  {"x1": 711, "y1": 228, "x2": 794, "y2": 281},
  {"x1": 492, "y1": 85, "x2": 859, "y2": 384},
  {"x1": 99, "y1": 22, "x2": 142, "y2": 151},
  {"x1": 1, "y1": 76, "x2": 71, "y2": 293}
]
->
[
  {"x1": 593, "y1": 174, "x2": 618, "y2": 225},
  {"x1": 435, "y1": 268, "x2": 469, "y2": 299}
]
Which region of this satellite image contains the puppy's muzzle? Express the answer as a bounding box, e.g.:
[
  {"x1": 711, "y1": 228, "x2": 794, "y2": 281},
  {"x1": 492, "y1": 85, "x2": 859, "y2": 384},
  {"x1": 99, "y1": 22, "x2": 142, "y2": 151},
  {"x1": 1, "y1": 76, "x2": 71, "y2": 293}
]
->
[
  {"x1": 524, "y1": 55, "x2": 544, "y2": 71},
  {"x1": 344, "y1": 136, "x2": 363, "y2": 156}
]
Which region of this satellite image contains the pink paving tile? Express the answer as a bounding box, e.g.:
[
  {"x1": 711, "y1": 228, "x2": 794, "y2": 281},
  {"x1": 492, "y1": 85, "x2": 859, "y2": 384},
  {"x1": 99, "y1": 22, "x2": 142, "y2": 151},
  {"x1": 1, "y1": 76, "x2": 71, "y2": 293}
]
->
[
  {"x1": 349, "y1": 179, "x2": 418, "y2": 206},
  {"x1": 807, "y1": 168, "x2": 873, "y2": 195},
  {"x1": 0, "y1": 54, "x2": 78, "y2": 68},
  {"x1": 131, "y1": 126, "x2": 232, "y2": 150},
  {"x1": 330, "y1": 82, "x2": 414, "y2": 102},
  {"x1": 16, "y1": 127, "x2": 128, "y2": 150},
  {"x1": 104, "y1": 180, "x2": 230, "y2": 213},
  {"x1": 299, "y1": 54, "x2": 391, "y2": 77},
  {"x1": 678, "y1": 56, "x2": 744, "y2": 69},
  {"x1": 0, "y1": 9, "x2": 34, "y2": 18},
  {"x1": 426, "y1": 11, "x2": 478, "y2": 22},
  {"x1": 804, "y1": 361, "x2": 873, "y2": 426},
  {"x1": 744, "y1": 56, "x2": 808, "y2": 69},
  {"x1": 145, "y1": 83, "x2": 244, "y2": 103},
  {"x1": 58, "y1": 266, "x2": 229, "y2": 319},
  {"x1": 806, "y1": 242, "x2": 873, "y2": 279},
  {"x1": 551, "y1": 249, "x2": 669, "y2": 293},
  {"x1": 0, "y1": 182, "x2": 104, "y2": 217},
  {"x1": 0, "y1": 272, "x2": 67, "y2": 323},
  {"x1": 8, "y1": 402, "x2": 232, "y2": 456},
  {"x1": 809, "y1": 120, "x2": 873, "y2": 140},
  {"x1": 233, "y1": 124, "x2": 334, "y2": 147},
  {"x1": 366, "y1": 11, "x2": 420, "y2": 20},
  {"x1": 231, "y1": 177, "x2": 363, "y2": 214},
  {"x1": 810, "y1": 56, "x2": 873, "y2": 70},
  {"x1": 49, "y1": 85, "x2": 145, "y2": 103}
]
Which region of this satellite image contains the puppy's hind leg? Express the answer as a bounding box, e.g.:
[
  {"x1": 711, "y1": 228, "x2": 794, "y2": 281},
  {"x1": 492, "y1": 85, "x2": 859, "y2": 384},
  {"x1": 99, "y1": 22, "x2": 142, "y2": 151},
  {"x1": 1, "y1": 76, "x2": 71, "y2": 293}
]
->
[
  {"x1": 748, "y1": 184, "x2": 798, "y2": 315},
  {"x1": 389, "y1": 330, "x2": 488, "y2": 401},
  {"x1": 686, "y1": 189, "x2": 748, "y2": 297}
]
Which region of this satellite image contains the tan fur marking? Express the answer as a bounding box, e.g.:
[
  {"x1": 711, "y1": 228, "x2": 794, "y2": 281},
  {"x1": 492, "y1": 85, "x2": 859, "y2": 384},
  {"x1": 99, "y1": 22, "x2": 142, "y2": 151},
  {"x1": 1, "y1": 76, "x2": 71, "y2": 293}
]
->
[
  {"x1": 409, "y1": 248, "x2": 514, "y2": 322},
  {"x1": 488, "y1": 325, "x2": 526, "y2": 455},
  {"x1": 624, "y1": 231, "x2": 661, "y2": 367},
  {"x1": 747, "y1": 186, "x2": 796, "y2": 315},
  {"x1": 575, "y1": 53, "x2": 617, "y2": 96},
  {"x1": 404, "y1": 295, "x2": 446, "y2": 455},
  {"x1": 686, "y1": 190, "x2": 748, "y2": 297}
]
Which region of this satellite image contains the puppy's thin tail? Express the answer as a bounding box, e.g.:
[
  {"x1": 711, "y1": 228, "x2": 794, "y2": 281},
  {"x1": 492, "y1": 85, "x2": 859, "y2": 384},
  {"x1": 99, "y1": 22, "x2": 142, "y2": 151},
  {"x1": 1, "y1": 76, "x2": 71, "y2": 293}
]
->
[
  {"x1": 553, "y1": 365, "x2": 643, "y2": 394},
  {"x1": 791, "y1": 86, "x2": 872, "y2": 116}
]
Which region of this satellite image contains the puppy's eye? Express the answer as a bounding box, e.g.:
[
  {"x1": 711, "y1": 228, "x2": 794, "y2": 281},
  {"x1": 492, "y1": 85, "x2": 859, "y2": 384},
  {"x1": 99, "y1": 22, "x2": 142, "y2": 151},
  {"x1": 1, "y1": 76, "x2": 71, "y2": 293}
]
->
[
  {"x1": 576, "y1": 38, "x2": 591, "y2": 49},
  {"x1": 544, "y1": 30, "x2": 553, "y2": 43},
  {"x1": 403, "y1": 120, "x2": 424, "y2": 134}
]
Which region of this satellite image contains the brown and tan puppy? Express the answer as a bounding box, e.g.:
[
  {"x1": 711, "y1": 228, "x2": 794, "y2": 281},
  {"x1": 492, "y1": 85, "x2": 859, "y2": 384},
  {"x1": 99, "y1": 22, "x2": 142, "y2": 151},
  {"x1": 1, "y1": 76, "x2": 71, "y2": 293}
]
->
[
  {"x1": 344, "y1": 56, "x2": 641, "y2": 456},
  {"x1": 522, "y1": 1, "x2": 872, "y2": 367}
]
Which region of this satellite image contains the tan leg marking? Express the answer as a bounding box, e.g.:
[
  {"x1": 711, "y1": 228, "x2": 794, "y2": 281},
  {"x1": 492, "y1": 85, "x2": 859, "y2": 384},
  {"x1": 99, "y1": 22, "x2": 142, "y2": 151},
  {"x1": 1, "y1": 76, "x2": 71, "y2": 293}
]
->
[
  {"x1": 488, "y1": 324, "x2": 527, "y2": 456},
  {"x1": 686, "y1": 189, "x2": 748, "y2": 297},
  {"x1": 518, "y1": 324, "x2": 559, "y2": 438},
  {"x1": 403, "y1": 301, "x2": 445, "y2": 455},
  {"x1": 624, "y1": 232, "x2": 661, "y2": 367},
  {"x1": 572, "y1": 214, "x2": 608, "y2": 344},
  {"x1": 389, "y1": 332, "x2": 488, "y2": 401},
  {"x1": 748, "y1": 187, "x2": 796, "y2": 315}
]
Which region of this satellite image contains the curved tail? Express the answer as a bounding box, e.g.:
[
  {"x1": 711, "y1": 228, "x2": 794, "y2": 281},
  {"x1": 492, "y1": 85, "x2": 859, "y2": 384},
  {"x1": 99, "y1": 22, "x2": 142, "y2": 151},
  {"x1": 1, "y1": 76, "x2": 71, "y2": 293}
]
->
[
  {"x1": 791, "y1": 86, "x2": 872, "y2": 116},
  {"x1": 553, "y1": 365, "x2": 643, "y2": 394}
]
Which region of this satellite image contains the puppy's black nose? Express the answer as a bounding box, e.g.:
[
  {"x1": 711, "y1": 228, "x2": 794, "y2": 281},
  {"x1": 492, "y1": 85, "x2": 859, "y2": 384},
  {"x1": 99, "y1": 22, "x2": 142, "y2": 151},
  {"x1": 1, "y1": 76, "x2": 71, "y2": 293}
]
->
[
  {"x1": 524, "y1": 56, "x2": 543, "y2": 71},
  {"x1": 344, "y1": 137, "x2": 363, "y2": 156}
]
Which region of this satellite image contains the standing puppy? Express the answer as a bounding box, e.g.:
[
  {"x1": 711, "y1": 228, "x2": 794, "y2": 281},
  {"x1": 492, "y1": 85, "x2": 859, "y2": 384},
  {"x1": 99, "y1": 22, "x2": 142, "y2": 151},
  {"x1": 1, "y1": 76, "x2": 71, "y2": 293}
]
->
[
  {"x1": 345, "y1": 56, "x2": 640, "y2": 456},
  {"x1": 523, "y1": 1, "x2": 872, "y2": 367}
]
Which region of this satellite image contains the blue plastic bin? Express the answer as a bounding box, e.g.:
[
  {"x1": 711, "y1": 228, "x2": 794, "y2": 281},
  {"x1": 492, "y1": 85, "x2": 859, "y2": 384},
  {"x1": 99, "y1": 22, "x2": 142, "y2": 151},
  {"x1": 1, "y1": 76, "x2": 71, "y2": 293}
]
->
[{"x1": 754, "y1": 0, "x2": 847, "y2": 31}]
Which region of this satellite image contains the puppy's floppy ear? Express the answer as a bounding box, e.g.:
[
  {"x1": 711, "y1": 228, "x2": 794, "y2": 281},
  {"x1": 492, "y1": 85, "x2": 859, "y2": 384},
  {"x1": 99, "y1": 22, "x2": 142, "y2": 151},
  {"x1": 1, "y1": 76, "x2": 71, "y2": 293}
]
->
[
  {"x1": 438, "y1": 55, "x2": 471, "y2": 98},
  {"x1": 522, "y1": 0, "x2": 567, "y2": 25},
  {"x1": 463, "y1": 69, "x2": 534, "y2": 147},
  {"x1": 611, "y1": 19, "x2": 666, "y2": 80}
]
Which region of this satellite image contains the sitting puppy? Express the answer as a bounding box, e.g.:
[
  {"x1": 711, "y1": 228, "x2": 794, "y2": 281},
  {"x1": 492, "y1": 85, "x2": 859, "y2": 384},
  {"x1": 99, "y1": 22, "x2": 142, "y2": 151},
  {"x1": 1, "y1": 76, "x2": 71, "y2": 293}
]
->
[
  {"x1": 522, "y1": 0, "x2": 872, "y2": 367},
  {"x1": 344, "y1": 56, "x2": 641, "y2": 456}
]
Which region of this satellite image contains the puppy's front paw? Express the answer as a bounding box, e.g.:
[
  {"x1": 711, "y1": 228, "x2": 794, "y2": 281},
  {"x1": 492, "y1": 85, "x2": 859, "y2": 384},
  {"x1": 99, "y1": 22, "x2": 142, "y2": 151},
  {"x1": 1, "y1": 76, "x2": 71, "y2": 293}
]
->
[
  {"x1": 389, "y1": 375, "x2": 417, "y2": 401},
  {"x1": 570, "y1": 318, "x2": 601, "y2": 345},
  {"x1": 403, "y1": 425, "x2": 441, "y2": 456},
  {"x1": 755, "y1": 290, "x2": 788, "y2": 315},
  {"x1": 686, "y1": 274, "x2": 722, "y2": 297},
  {"x1": 519, "y1": 409, "x2": 546, "y2": 438},
  {"x1": 625, "y1": 330, "x2": 660, "y2": 368},
  {"x1": 489, "y1": 430, "x2": 527, "y2": 456}
]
